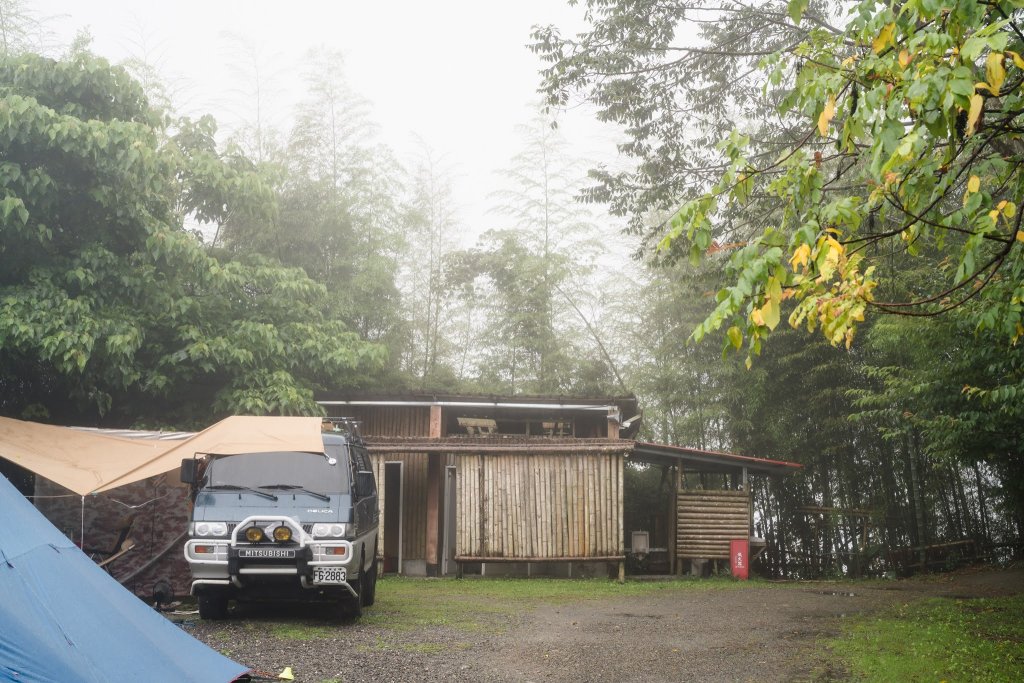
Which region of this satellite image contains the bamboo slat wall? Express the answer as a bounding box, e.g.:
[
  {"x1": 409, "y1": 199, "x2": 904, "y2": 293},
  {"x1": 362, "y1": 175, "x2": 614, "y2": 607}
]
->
[
  {"x1": 676, "y1": 490, "x2": 751, "y2": 560},
  {"x1": 455, "y1": 452, "x2": 624, "y2": 560}
]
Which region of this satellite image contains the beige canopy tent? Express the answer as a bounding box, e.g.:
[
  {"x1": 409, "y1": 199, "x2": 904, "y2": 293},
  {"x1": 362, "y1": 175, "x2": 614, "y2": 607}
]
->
[{"x1": 0, "y1": 415, "x2": 326, "y2": 495}]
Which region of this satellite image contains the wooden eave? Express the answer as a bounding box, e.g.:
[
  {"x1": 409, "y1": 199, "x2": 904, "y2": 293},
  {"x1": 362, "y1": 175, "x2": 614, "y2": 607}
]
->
[{"x1": 364, "y1": 436, "x2": 631, "y2": 455}]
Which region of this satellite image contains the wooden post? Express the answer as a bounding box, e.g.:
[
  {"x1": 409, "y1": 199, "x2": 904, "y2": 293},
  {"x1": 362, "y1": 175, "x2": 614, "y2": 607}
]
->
[
  {"x1": 675, "y1": 466, "x2": 684, "y2": 576},
  {"x1": 606, "y1": 408, "x2": 619, "y2": 439},
  {"x1": 426, "y1": 451, "x2": 441, "y2": 576},
  {"x1": 743, "y1": 466, "x2": 751, "y2": 539},
  {"x1": 668, "y1": 465, "x2": 678, "y2": 575},
  {"x1": 425, "y1": 403, "x2": 444, "y2": 576},
  {"x1": 429, "y1": 404, "x2": 443, "y2": 438}
]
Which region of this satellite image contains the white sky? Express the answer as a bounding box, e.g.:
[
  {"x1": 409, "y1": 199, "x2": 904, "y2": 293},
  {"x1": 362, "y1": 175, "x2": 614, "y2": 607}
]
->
[{"x1": 33, "y1": 0, "x2": 627, "y2": 241}]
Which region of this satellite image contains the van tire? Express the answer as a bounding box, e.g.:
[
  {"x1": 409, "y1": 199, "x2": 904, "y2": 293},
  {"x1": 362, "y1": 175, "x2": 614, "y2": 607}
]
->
[
  {"x1": 363, "y1": 555, "x2": 378, "y2": 606},
  {"x1": 339, "y1": 551, "x2": 365, "y2": 619},
  {"x1": 198, "y1": 595, "x2": 228, "y2": 620}
]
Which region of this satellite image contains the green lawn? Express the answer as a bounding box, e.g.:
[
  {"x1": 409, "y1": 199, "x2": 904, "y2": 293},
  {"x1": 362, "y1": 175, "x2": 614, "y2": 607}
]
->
[
  {"x1": 824, "y1": 595, "x2": 1024, "y2": 681},
  {"x1": 359, "y1": 575, "x2": 746, "y2": 633}
]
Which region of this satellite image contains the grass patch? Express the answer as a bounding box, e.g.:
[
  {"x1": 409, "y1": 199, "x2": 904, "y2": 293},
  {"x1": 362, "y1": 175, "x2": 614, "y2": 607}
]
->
[
  {"x1": 269, "y1": 623, "x2": 336, "y2": 640},
  {"x1": 825, "y1": 594, "x2": 1024, "y2": 681},
  {"x1": 361, "y1": 575, "x2": 749, "y2": 633}
]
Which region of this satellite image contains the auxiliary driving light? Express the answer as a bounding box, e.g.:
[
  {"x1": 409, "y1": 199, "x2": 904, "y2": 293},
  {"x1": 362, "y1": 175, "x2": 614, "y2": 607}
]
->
[
  {"x1": 245, "y1": 527, "x2": 265, "y2": 543},
  {"x1": 273, "y1": 525, "x2": 292, "y2": 542}
]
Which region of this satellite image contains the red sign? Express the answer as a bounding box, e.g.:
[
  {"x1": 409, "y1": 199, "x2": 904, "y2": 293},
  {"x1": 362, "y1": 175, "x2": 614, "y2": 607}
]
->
[{"x1": 730, "y1": 539, "x2": 749, "y2": 580}]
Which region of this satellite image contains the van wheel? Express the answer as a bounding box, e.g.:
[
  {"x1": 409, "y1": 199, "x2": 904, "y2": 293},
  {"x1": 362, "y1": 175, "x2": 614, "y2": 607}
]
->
[
  {"x1": 338, "y1": 552, "x2": 365, "y2": 619},
  {"x1": 198, "y1": 595, "x2": 228, "y2": 620}
]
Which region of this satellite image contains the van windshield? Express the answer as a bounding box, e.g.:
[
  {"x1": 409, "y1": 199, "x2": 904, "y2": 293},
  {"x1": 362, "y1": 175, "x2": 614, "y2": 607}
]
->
[{"x1": 202, "y1": 447, "x2": 349, "y2": 494}]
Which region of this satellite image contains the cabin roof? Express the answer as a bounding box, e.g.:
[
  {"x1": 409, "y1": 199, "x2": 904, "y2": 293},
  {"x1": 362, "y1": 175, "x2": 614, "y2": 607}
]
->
[
  {"x1": 629, "y1": 441, "x2": 802, "y2": 476},
  {"x1": 318, "y1": 392, "x2": 638, "y2": 413}
]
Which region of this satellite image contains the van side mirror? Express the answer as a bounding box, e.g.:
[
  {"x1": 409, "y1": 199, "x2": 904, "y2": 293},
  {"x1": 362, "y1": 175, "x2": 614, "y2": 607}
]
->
[
  {"x1": 180, "y1": 458, "x2": 198, "y2": 485},
  {"x1": 355, "y1": 470, "x2": 375, "y2": 498}
]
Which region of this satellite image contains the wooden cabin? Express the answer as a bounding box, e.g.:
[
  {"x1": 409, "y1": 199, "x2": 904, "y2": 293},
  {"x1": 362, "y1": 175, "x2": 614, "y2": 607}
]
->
[
  {"x1": 317, "y1": 393, "x2": 640, "y2": 577},
  {"x1": 318, "y1": 393, "x2": 802, "y2": 578}
]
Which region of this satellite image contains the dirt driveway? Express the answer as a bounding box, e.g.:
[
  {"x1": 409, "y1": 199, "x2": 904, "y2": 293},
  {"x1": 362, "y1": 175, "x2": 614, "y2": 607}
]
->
[{"x1": 180, "y1": 567, "x2": 1023, "y2": 682}]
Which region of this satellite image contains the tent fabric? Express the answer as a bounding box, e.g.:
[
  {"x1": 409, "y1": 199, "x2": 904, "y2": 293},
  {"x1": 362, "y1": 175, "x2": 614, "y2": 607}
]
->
[
  {"x1": 0, "y1": 415, "x2": 325, "y2": 495},
  {"x1": 0, "y1": 417, "x2": 170, "y2": 495},
  {"x1": 0, "y1": 474, "x2": 249, "y2": 683},
  {"x1": 95, "y1": 416, "x2": 326, "y2": 492}
]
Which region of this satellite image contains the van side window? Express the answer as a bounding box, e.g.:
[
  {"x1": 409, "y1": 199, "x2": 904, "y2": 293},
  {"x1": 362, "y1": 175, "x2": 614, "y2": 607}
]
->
[{"x1": 353, "y1": 447, "x2": 375, "y2": 495}]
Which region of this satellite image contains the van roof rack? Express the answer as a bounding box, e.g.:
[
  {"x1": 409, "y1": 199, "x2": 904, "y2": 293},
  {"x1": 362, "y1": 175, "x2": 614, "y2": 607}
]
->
[{"x1": 322, "y1": 417, "x2": 364, "y2": 445}]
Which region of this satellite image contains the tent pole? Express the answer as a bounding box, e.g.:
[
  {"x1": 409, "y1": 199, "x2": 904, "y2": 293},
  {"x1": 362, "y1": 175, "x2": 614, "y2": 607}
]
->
[{"x1": 80, "y1": 496, "x2": 85, "y2": 549}]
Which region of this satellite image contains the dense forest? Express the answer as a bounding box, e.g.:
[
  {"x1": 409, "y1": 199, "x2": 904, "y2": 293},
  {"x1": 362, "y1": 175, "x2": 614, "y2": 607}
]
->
[{"x1": 0, "y1": 0, "x2": 1021, "y2": 577}]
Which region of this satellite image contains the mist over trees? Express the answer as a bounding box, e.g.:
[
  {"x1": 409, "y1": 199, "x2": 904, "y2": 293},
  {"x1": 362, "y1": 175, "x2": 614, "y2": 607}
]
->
[{"x1": 0, "y1": 0, "x2": 1020, "y2": 575}]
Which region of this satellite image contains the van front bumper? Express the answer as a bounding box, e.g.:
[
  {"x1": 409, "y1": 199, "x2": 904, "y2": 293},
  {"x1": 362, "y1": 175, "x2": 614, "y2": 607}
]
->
[{"x1": 185, "y1": 514, "x2": 356, "y2": 598}]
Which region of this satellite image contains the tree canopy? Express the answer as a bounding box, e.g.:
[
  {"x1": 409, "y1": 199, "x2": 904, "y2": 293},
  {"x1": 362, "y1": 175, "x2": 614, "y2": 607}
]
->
[
  {"x1": 0, "y1": 52, "x2": 385, "y2": 426},
  {"x1": 535, "y1": 0, "x2": 1024, "y2": 359}
]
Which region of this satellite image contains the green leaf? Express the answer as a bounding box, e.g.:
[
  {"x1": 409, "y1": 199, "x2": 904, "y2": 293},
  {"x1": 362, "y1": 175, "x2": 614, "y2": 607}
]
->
[
  {"x1": 727, "y1": 325, "x2": 743, "y2": 349},
  {"x1": 788, "y1": 0, "x2": 809, "y2": 24}
]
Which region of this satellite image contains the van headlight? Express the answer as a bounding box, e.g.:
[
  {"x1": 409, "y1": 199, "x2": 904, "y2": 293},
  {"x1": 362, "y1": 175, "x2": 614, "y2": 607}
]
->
[
  {"x1": 192, "y1": 521, "x2": 228, "y2": 538},
  {"x1": 312, "y1": 523, "x2": 346, "y2": 538}
]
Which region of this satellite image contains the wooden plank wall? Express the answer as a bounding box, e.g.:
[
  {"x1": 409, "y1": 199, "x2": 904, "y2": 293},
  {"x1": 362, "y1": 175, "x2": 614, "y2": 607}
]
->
[
  {"x1": 357, "y1": 406, "x2": 432, "y2": 562},
  {"x1": 371, "y1": 451, "x2": 456, "y2": 563},
  {"x1": 344, "y1": 406, "x2": 431, "y2": 437},
  {"x1": 455, "y1": 452, "x2": 623, "y2": 559},
  {"x1": 676, "y1": 490, "x2": 750, "y2": 560}
]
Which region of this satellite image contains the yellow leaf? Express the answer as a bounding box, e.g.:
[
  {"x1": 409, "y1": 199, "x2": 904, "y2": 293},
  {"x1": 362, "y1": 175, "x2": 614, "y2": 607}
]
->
[
  {"x1": 790, "y1": 243, "x2": 811, "y2": 270},
  {"x1": 967, "y1": 94, "x2": 984, "y2": 136},
  {"x1": 968, "y1": 175, "x2": 980, "y2": 193},
  {"x1": 1009, "y1": 50, "x2": 1024, "y2": 70},
  {"x1": 752, "y1": 308, "x2": 765, "y2": 326},
  {"x1": 873, "y1": 23, "x2": 895, "y2": 55},
  {"x1": 898, "y1": 50, "x2": 911, "y2": 68},
  {"x1": 986, "y1": 52, "x2": 1005, "y2": 96},
  {"x1": 761, "y1": 299, "x2": 781, "y2": 331},
  {"x1": 1004, "y1": 202, "x2": 1017, "y2": 218},
  {"x1": 818, "y1": 94, "x2": 836, "y2": 136},
  {"x1": 989, "y1": 209, "x2": 1000, "y2": 224},
  {"x1": 826, "y1": 235, "x2": 846, "y2": 256},
  {"x1": 975, "y1": 82, "x2": 994, "y2": 94},
  {"x1": 1016, "y1": 230, "x2": 1024, "y2": 243}
]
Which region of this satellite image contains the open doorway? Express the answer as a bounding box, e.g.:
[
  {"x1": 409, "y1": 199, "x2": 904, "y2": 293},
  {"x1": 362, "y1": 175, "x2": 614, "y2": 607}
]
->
[
  {"x1": 383, "y1": 461, "x2": 403, "y2": 574},
  {"x1": 622, "y1": 461, "x2": 675, "y2": 575}
]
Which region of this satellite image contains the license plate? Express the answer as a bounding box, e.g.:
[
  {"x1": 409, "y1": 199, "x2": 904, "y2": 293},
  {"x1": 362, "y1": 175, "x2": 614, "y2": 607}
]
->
[
  {"x1": 313, "y1": 567, "x2": 346, "y2": 585},
  {"x1": 237, "y1": 548, "x2": 296, "y2": 559}
]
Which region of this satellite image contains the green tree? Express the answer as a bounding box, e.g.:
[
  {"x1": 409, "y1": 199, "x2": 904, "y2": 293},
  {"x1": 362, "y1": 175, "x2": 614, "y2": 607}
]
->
[
  {"x1": 0, "y1": 52, "x2": 384, "y2": 427},
  {"x1": 398, "y1": 144, "x2": 465, "y2": 389},
  {"x1": 452, "y1": 115, "x2": 613, "y2": 394},
  {"x1": 536, "y1": 1, "x2": 1024, "y2": 355},
  {"x1": 219, "y1": 49, "x2": 407, "y2": 357}
]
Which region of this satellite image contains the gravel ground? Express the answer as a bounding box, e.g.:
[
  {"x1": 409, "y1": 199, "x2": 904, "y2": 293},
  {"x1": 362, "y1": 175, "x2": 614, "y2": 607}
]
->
[{"x1": 177, "y1": 566, "x2": 1024, "y2": 683}]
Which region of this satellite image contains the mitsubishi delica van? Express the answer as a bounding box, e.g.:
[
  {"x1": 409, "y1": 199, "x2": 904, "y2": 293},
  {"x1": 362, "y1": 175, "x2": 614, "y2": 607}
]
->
[{"x1": 180, "y1": 421, "x2": 379, "y2": 619}]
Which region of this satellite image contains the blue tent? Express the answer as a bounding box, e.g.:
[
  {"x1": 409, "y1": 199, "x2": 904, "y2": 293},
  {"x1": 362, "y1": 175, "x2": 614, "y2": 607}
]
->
[{"x1": 0, "y1": 474, "x2": 250, "y2": 682}]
